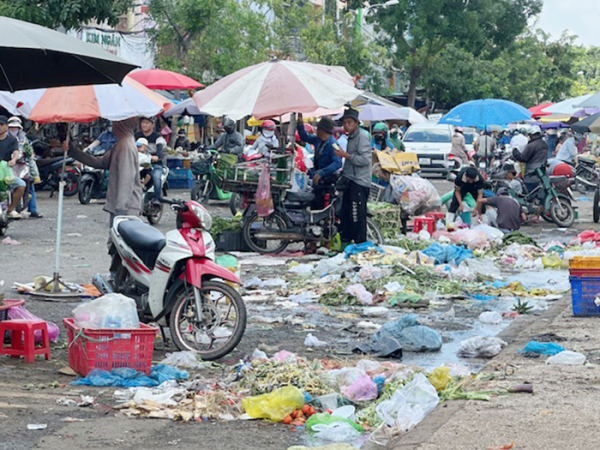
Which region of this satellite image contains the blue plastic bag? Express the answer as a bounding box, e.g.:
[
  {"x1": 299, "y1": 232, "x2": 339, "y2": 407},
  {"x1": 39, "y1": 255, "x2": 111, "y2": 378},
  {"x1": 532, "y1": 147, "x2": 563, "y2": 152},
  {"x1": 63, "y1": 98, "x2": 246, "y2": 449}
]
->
[
  {"x1": 71, "y1": 365, "x2": 189, "y2": 387},
  {"x1": 150, "y1": 364, "x2": 189, "y2": 384},
  {"x1": 520, "y1": 341, "x2": 565, "y2": 356},
  {"x1": 344, "y1": 241, "x2": 384, "y2": 256},
  {"x1": 373, "y1": 314, "x2": 442, "y2": 352},
  {"x1": 422, "y1": 243, "x2": 472, "y2": 265}
]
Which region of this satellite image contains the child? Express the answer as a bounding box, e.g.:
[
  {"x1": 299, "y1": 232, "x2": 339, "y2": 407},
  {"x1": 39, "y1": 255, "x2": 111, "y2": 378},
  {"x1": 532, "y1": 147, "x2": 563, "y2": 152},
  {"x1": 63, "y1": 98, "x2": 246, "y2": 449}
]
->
[{"x1": 136, "y1": 137, "x2": 152, "y2": 189}]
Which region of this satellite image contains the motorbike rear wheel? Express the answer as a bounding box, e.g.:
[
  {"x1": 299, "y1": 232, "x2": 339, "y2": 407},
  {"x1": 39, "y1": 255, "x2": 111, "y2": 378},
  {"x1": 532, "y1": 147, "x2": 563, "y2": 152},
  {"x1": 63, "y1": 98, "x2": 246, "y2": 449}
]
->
[
  {"x1": 169, "y1": 280, "x2": 246, "y2": 360},
  {"x1": 63, "y1": 172, "x2": 80, "y2": 197},
  {"x1": 576, "y1": 179, "x2": 594, "y2": 194},
  {"x1": 229, "y1": 193, "x2": 247, "y2": 216},
  {"x1": 242, "y1": 210, "x2": 289, "y2": 254},
  {"x1": 594, "y1": 187, "x2": 600, "y2": 223},
  {"x1": 78, "y1": 179, "x2": 94, "y2": 205},
  {"x1": 549, "y1": 196, "x2": 575, "y2": 228}
]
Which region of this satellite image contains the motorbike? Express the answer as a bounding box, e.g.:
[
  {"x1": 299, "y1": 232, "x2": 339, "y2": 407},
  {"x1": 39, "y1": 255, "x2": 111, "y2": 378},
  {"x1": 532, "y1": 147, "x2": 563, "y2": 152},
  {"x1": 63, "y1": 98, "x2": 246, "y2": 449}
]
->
[
  {"x1": 241, "y1": 189, "x2": 384, "y2": 254},
  {"x1": 78, "y1": 165, "x2": 108, "y2": 204},
  {"x1": 36, "y1": 156, "x2": 80, "y2": 197},
  {"x1": 575, "y1": 156, "x2": 600, "y2": 194},
  {"x1": 141, "y1": 166, "x2": 169, "y2": 225},
  {"x1": 0, "y1": 187, "x2": 9, "y2": 236},
  {"x1": 191, "y1": 148, "x2": 233, "y2": 207},
  {"x1": 92, "y1": 199, "x2": 246, "y2": 360}
]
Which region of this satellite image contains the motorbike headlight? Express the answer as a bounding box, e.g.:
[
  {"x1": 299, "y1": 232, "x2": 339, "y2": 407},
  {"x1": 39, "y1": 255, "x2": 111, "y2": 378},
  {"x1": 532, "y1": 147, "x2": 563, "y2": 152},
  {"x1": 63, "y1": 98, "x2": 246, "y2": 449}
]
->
[{"x1": 191, "y1": 204, "x2": 212, "y2": 230}]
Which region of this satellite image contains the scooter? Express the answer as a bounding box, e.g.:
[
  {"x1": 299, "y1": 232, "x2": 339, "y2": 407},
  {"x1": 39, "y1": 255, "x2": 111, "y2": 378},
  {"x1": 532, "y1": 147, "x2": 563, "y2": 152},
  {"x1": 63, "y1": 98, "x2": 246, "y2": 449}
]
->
[
  {"x1": 575, "y1": 156, "x2": 599, "y2": 194},
  {"x1": 36, "y1": 156, "x2": 80, "y2": 197},
  {"x1": 78, "y1": 166, "x2": 108, "y2": 204},
  {"x1": 0, "y1": 187, "x2": 9, "y2": 236},
  {"x1": 93, "y1": 199, "x2": 246, "y2": 360},
  {"x1": 191, "y1": 148, "x2": 233, "y2": 205},
  {"x1": 142, "y1": 166, "x2": 169, "y2": 225}
]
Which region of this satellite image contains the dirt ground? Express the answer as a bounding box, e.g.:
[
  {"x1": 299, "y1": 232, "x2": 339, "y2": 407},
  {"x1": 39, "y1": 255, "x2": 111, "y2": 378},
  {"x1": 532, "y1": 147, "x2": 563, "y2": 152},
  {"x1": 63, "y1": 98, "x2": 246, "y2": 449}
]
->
[{"x1": 0, "y1": 183, "x2": 597, "y2": 450}]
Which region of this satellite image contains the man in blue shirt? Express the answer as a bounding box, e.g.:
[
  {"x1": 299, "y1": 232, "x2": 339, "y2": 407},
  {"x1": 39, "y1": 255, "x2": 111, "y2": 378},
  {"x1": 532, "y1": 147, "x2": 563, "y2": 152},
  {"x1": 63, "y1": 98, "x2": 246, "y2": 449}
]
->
[
  {"x1": 85, "y1": 124, "x2": 116, "y2": 156},
  {"x1": 297, "y1": 115, "x2": 342, "y2": 209}
]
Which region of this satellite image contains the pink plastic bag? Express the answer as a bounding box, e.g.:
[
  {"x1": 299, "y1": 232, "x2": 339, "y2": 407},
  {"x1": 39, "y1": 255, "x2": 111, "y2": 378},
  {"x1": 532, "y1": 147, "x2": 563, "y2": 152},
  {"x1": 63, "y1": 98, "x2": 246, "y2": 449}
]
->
[
  {"x1": 7, "y1": 305, "x2": 59, "y2": 343},
  {"x1": 341, "y1": 374, "x2": 378, "y2": 402},
  {"x1": 255, "y1": 163, "x2": 274, "y2": 217}
]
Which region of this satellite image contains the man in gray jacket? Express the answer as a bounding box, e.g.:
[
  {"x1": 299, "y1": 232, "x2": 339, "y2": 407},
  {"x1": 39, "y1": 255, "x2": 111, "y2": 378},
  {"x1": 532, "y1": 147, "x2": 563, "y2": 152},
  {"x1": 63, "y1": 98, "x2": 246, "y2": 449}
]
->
[
  {"x1": 336, "y1": 108, "x2": 372, "y2": 244},
  {"x1": 208, "y1": 116, "x2": 244, "y2": 155}
]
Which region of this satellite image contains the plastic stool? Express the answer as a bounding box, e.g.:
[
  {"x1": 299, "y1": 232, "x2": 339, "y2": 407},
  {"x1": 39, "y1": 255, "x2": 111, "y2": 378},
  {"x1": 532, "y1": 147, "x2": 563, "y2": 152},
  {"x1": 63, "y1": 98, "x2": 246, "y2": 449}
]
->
[
  {"x1": 0, "y1": 319, "x2": 51, "y2": 363},
  {"x1": 425, "y1": 212, "x2": 445, "y2": 222},
  {"x1": 413, "y1": 216, "x2": 435, "y2": 234}
]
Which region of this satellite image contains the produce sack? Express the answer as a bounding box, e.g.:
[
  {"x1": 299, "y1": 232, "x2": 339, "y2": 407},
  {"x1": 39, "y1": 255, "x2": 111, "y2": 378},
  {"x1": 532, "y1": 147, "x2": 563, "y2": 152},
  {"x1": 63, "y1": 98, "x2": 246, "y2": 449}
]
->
[{"x1": 255, "y1": 163, "x2": 274, "y2": 217}]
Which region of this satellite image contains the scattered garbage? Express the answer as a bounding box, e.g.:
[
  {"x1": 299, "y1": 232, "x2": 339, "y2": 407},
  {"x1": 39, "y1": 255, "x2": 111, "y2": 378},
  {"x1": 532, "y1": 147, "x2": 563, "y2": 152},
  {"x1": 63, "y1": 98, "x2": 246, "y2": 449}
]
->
[
  {"x1": 428, "y1": 366, "x2": 452, "y2": 391},
  {"x1": 344, "y1": 284, "x2": 374, "y2": 306},
  {"x1": 520, "y1": 341, "x2": 565, "y2": 356},
  {"x1": 242, "y1": 385, "x2": 305, "y2": 422},
  {"x1": 289, "y1": 263, "x2": 315, "y2": 275},
  {"x1": 546, "y1": 350, "x2": 586, "y2": 365},
  {"x1": 305, "y1": 333, "x2": 328, "y2": 347},
  {"x1": 27, "y1": 424, "x2": 47, "y2": 430},
  {"x1": 479, "y1": 311, "x2": 503, "y2": 325},
  {"x1": 458, "y1": 336, "x2": 508, "y2": 358},
  {"x1": 340, "y1": 375, "x2": 378, "y2": 402},
  {"x1": 72, "y1": 293, "x2": 139, "y2": 330},
  {"x1": 161, "y1": 351, "x2": 209, "y2": 370},
  {"x1": 373, "y1": 315, "x2": 442, "y2": 352},
  {"x1": 422, "y1": 243, "x2": 473, "y2": 265},
  {"x1": 1, "y1": 236, "x2": 21, "y2": 245},
  {"x1": 72, "y1": 365, "x2": 188, "y2": 387},
  {"x1": 312, "y1": 421, "x2": 361, "y2": 442},
  {"x1": 306, "y1": 412, "x2": 364, "y2": 433}
]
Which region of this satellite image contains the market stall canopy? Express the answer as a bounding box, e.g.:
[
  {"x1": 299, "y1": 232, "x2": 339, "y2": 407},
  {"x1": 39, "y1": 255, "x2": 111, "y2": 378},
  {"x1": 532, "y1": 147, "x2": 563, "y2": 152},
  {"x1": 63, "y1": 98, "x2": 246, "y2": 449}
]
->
[
  {"x1": 164, "y1": 97, "x2": 200, "y2": 117},
  {"x1": 439, "y1": 99, "x2": 531, "y2": 128},
  {"x1": 0, "y1": 17, "x2": 137, "y2": 91},
  {"x1": 528, "y1": 103, "x2": 554, "y2": 118},
  {"x1": 538, "y1": 114, "x2": 576, "y2": 124},
  {"x1": 574, "y1": 92, "x2": 600, "y2": 109},
  {"x1": 571, "y1": 112, "x2": 600, "y2": 134},
  {"x1": 280, "y1": 107, "x2": 344, "y2": 124},
  {"x1": 193, "y1": 59, "x2": 362, "y2": 120},
  {"x1": 128, "y1": 68, "x2": 204, "y2": 90},
  {"x1": 542, "y1": 94, "x2": 592, "y2": 114},
  {"x1": 0, "y1": 76, "x2": 172, "y2": 123}
]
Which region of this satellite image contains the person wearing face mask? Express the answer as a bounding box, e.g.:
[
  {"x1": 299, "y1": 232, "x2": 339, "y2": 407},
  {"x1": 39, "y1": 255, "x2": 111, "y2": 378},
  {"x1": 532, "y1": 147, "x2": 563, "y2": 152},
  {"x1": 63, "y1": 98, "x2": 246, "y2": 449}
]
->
[
  {"x1": 389, "y1": 125, "x2": 405, "y2": 151},
  {"x1": 371, "y1": 123, "x2": 394, "y2": 151},
  {"x1": 207, "y1": 116, "x2": 244, "y2": 155},
  {"x1": 85, "y1": 123, "x2": 116, "y2": 156},
  {"x1": 8, "y1": 117, "x2": 42, "y2": 218},
  {"x1": 249, "y1": 120, "x2": 279, "y2": 157},
  {"x1": 0, "y1": 115, "x2": 25, "y2": 219}
]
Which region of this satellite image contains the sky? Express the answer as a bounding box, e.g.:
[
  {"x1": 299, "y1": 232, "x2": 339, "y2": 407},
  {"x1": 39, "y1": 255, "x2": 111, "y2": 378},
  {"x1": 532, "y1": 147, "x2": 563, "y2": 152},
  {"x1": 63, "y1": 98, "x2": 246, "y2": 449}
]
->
[{"x1": 537, "y1": 0, "x2": 600, "y2": 46}]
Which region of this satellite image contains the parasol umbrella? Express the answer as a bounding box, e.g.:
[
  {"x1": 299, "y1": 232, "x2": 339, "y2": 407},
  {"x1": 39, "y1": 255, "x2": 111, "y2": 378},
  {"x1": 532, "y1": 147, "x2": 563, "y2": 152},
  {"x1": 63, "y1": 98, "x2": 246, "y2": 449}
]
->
[
  {"x1": 356, "y1": 104, "x2": 427, "y2": 124},
  {"x1": 163, "y1": 97, "x2": 201, "y2": 117},
  {"x1": 439, "y1": 99, "x2": 532, "y2": 128},
  {"x1": 571, "y1": 112, "x2": 600, "y2": 134},
  {"x1": 1, "y1": 78, "x2": 171, "y2": 296},
  {"x1": 193, "y1": 59, "x2": 362, "y2": 120},
  {"x1": 542, "y1": 94, "x2": 592, "y2": 114},
  {"x1": 0, "y1": 17, "x2": 137, "y2": 91},
  {"x1": 128, "y1": 68, "x2": 204, "y2": 90},
  {"x1": 529, "y1": 103, "x2": 554, "y2": 118},
  {"x1": 574, "y1": 92, "x2": 600, "y2": 109}
]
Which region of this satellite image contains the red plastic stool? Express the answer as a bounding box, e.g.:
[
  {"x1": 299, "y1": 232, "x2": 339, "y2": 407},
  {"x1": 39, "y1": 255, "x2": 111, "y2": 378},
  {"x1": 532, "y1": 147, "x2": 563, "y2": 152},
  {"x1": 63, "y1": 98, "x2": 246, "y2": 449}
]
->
[
  {"x1": 0, "y1": 319, "x2": 51, "y2": 363},
  {"x1": 413, "y1": 216, "x2": 435, "y2": 234},
  {"x1": 425, "y1": 212, "x2": 446, "y2": 222}
]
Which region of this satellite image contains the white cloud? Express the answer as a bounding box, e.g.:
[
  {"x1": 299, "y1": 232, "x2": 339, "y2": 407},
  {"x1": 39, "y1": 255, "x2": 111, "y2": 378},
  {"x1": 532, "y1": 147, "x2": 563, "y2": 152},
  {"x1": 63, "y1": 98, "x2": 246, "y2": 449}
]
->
[{"x1": 537, "y1": 0, "x2": 600, "y2": 46}]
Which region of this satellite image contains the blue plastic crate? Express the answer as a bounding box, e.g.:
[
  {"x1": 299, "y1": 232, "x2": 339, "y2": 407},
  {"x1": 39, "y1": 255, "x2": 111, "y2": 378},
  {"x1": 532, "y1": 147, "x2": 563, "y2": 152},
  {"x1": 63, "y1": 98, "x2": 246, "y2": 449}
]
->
[
  {"x1": 168, "y1": 178, "x2": 194, "y2": 189},
  {"x1": 569, "y1": 275, "x2": 600, "y2": 316},
  {"x1": 168, "y1": 168, "x2": 193, "y2": 181},
  {"x1": 166, "y1": 159, "x2": 183, "y2": 169}
]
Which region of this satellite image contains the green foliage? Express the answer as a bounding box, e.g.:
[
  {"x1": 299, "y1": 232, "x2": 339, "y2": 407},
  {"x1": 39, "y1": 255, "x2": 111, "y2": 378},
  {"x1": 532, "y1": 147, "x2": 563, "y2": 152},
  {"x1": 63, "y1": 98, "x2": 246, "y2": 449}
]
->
[{"x1": 0, "y1": 0, "x2": 131, "y2": 29}]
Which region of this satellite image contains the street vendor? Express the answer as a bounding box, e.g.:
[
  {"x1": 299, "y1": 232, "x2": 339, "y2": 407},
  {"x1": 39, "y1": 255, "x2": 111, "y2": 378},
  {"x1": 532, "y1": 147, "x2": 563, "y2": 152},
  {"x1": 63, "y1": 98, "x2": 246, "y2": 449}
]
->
[
  {"x1": 337, "y1": 108, "x2": 372, "y2": 244},
  {"x1": 297, "y1": 114, "x2": 342, "y2": 209},
  {"x1": 208, "y1": 116, "x2": 244, "y2": 156},
  {"x1": 447, "y1": 166, "x2": 484, "y2": 221}
]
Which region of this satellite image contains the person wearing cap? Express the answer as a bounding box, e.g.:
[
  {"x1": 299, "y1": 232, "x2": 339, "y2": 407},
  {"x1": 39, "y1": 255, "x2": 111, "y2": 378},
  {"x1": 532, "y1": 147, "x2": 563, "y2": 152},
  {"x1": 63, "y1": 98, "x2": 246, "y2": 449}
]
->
[
  {"x1": 135, "y1": 116, "x2": 166, "y2": 205},
  {"x1": 512, "y1": 125, "x2": 548, "y2": 195},
  {"x1": 136, "y1": 137, "x2": 152, "y2": 188},
  {"x1": 85, "y1": 122, "x2": 116, "y2": 156},
  {"x1": 389, "y1": 125, "x2": 405, "y2": 151},
  {"x1": 297, "y1": 114, "x2": 342, "y2": 209},
  {"x1": 338, "y1": 108, "x2": 372, "y2": 244},
  {"x1": 0, "y1": 115, "x2": 26, "y2": 219},
  {"x1": 8, "y1": 117, "x2": 42, "y2": 218}
]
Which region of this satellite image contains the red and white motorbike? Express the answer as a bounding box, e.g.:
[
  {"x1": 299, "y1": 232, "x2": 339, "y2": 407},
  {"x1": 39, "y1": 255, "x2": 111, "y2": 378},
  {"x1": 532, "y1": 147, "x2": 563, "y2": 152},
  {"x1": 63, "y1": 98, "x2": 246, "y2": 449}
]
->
[{"x1": 93, "y1": 199, "x2": 246, "y2": 360}]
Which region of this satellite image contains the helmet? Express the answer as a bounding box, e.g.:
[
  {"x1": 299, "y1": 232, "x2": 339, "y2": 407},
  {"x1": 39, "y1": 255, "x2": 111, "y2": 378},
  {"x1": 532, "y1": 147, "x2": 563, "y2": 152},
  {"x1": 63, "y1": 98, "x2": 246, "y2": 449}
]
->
[
  {"x1": 262, "y1": 120, "x2": 276, "y2": 131},
  {"x1": 519, "y1": 127, "x2": 528, "y2": 134},
  {"x1": 529, "y1": 125, "x2": 542, "y2": 135},
  {"x1": 136, "y1": 137, "x2": 149, "y2": 147},
  {"x1": 222, "y1": 116, "x2": 236, "y2": 133},
  {"x1": 373, "y1": 122, "x2": 388, "y2": 133}
]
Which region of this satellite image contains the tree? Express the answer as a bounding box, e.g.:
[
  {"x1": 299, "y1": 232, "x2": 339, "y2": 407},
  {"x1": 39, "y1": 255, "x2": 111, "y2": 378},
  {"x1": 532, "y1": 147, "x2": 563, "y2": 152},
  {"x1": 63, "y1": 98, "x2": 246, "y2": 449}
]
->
[
  {"x1": 571, "y1": 46, "x2": 600, "y2": 96},
  {"x1": 0, "y1": 0, "x2": 131, "y2": 29},
  {"x1": 371, "y1": 0, "x2": 542, "y2": 107}
]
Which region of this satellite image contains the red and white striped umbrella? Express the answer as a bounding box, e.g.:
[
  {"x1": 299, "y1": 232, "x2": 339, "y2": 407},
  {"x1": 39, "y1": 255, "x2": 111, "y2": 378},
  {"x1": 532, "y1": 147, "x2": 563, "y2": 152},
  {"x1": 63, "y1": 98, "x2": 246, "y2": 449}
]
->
[
  {"x1": 193, "y1": 59, "x2": 362, "y2": 120},
  {"x1": 0, "y1": 76, "x2": 172, "y2": 123}
]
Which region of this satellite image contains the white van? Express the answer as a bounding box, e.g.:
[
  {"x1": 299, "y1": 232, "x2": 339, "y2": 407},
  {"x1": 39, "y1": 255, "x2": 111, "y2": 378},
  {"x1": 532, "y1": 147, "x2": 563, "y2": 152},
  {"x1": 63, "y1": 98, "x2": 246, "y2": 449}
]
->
[{"x1": 402, "y1": 124, "x2": 454, "y2": 175}]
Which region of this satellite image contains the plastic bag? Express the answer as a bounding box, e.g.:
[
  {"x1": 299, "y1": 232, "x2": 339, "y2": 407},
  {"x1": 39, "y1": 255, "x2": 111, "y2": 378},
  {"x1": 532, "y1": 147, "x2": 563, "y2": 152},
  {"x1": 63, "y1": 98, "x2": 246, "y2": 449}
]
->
[
  {"x1": 520, "y1": 341, "x2": 565, "y2": 356},
  {"x1": 388, "y1": 174, "x2": 441, "y2": 216},
  {"x1": 306, "y1": 413, "x2": 364, "y2": 433},
  {"x1": 0, "y1": 160, "x2": 14, "y2": 189},
  {"x1": 478, "y1": 311, "x2": 503, "y2": 325},
  {"x1": 317, "y1": 253, "x2": 349, "y2": 277},
  {"x1": 458, "y1": 336, "x2": 507, "y2": 358},
  {"x1": 290, "y1": 169, "x2": 308, "y2": 193},
  {"x1": 340, "y1": 375, "x2": 378, "y2": 402},
  {"x1": 344, "y1": 284, "x2": 373, "y2": 305},
  {"x1": 305, "y1": 333, "x2": 328, "y2": 347},
  {"x1": 7, "y1": 305, "x2": 59, "y2": 343},
  {"x1": 546, "y1": 350, "x2": 586, "y2": 365},
  {"x1": 242, "y1": 385, "x2": 305, "y2": 422},
  {"x1": 72, "y1": 294, "x2": 139, "y2": 330},
  {"x1": 428, "y1": 367, "x2": 452, "y2": 392},
  {"x1": 375, "y1": 373, "x2": 439, "y2": 432},
  {"x1": 312, "y1": 422, "x2": 361, "y2": 442},
  {"x1": 150, "y1": 364, "x2": 189, "y2": 384},
  {"x1": 422, "y1": 243, "x2": 473, "y2": 265},
  {"x1": 161, "y1": 351, "x2": 208, "y2": 369},
  {"x1": 255, "y1": 163, "x2": 274, "y2": 217},
  {"x1": 322, "y1": 367, "x2": 366, "y2": 388},
  {"x1": 373, "y1": 315, "x2": 442, "y2": 352}
]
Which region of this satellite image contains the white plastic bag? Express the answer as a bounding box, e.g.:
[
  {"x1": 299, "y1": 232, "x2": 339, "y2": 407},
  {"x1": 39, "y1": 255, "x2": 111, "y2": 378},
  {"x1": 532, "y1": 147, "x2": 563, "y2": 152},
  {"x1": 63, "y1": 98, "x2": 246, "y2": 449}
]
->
[
  {"x1": 312, "y1": 422, "x2": 361, "y2": 442},
  {"x1": 345, "y1": 284, "x2": 374, "y2": 305},
  {"x1": 72, "y1": 294, "x2": 139, "y2": 329},
  {"x1": 375, "y1": 373, "x2": 439, "y2": 432},
  {"x1": 304, "y1": 333, "x2": 328, "y2": 347},
  {"x1": 317, "y1": 253, "x2": 349, "y2": 277},
  {"x1": 458, "y1": 336, "x2": 507, "y2": 358},
  {"x1": 289, "y1": 169, "x2": 308, "y2": 193},
  {"x1": 388, "y1": 174, "x2": 441, "y2": 216},
  {"x1": 547, "y1": 350, "x2": 586, "y2": 365},
  {"x1": 478, "y1": 311, "x2": 503, "y2": 325}
]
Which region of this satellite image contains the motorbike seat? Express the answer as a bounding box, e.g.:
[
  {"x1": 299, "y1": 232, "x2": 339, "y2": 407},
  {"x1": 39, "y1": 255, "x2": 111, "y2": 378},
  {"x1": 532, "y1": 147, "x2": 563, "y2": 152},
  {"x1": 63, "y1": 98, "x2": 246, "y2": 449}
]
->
[
  {"x1": 36, "y1": 156, "x2": 65, "y2": 167},
  {"x1": 286, "y1": 191, "x2": 315, "y2": 204},
  {"x1": 579, "y1": 157, "x2": 596, "y2": 166},
  {"x1": 117, "y1": 221, "x2": 166, "y2": 269}
]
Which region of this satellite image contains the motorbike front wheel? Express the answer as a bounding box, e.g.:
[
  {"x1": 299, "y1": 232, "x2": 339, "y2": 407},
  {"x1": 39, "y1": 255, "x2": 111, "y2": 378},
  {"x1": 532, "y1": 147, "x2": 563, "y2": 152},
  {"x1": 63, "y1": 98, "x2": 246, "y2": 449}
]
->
[
  {"x1": 146, "y1": 203, "x2": 163, "y2": 225},
  {"x1": 169, "y1": 280, "x2": 247, "y2": 360},
  {"x1": 191, "y1": 179, "x2": 212, "y2": 203},
  {"x1": 78, "y1": 180, "x2": 94, "y2": 205},
  {"x1": 229, "y1": 193, "x2": 247, "y2": 216},
  {"x1": 594, "y1": 187, "x2": 600, "y2": 223},
  {"x1": 549, "y1": 196, "x2": 575, "y2": 228}
]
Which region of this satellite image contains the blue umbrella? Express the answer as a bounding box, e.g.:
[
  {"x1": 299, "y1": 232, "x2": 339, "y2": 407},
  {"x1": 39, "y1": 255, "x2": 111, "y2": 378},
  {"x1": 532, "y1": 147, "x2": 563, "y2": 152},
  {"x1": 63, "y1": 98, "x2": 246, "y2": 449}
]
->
[{"x1": 439, "y1": 99, "x2": 531, "y2": 129}]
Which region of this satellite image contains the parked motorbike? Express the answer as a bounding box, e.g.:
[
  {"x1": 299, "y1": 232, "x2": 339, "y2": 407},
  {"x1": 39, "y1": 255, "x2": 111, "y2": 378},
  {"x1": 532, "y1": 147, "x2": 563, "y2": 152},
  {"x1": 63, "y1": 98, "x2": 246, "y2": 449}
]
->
[
  {"x1": 36, "y1": 156, "x2": 80, "y2": 197},
  {"x1": 0, "y1": 188, "x2": 9, "y2": 236},
  {"x1": 92, "y1": 199, "x2": 246, "y2": 360},
  {"x1": 575, "y1": 156, "x2": 599, "y2": 194},
  {"x1": 141, "y1": 166, "x2": 169, "y2": 225},
  {"x1": 191, "y1": 148, "x2": 233, "y2": 208},
  {"x1": 78, "y1": 166, "x2": 108, "y2": 204},
  {"x1": 241, "y1": 189, "x2": 384, "y2": 254}
]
